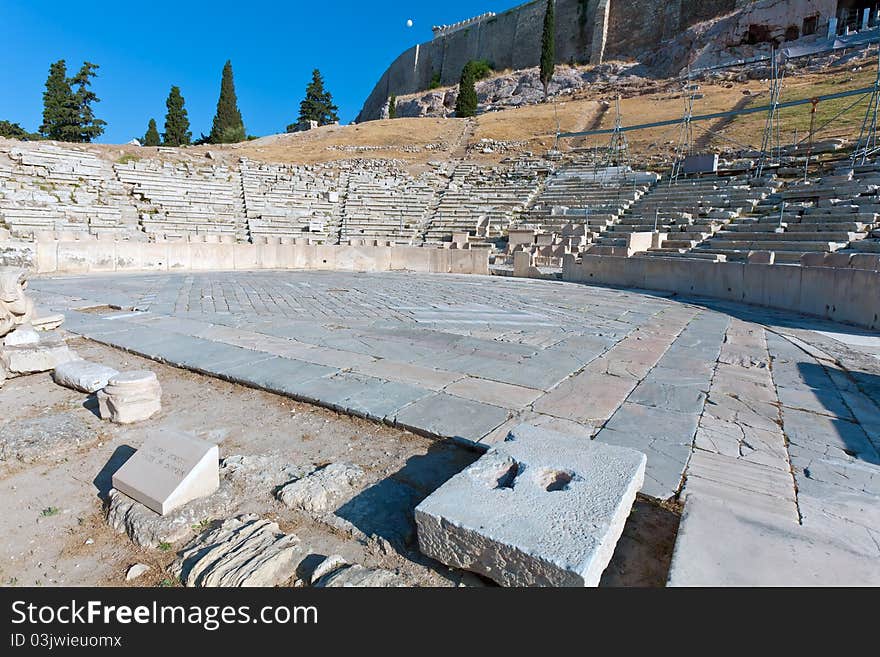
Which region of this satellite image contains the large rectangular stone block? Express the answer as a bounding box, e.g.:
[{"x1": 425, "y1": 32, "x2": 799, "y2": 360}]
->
[{"x1": 415, "y1": 424, "x2": 646, "y2": 587}]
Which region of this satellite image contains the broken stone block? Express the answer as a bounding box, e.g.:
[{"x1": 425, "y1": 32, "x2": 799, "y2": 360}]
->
[
  {"x1": 111, "y1": 430, "x2": 219, "y2": 515},
  {"x1": 98, "y1": 370, "x2": 162, "y2": 424},
  {"x1": 2, "y1": 324, "x2": 39, "y2": 347},
  {"x1": 170, "y1": 515, "x2": 304, "y2": 587},
  {"x1": 415, "y1": 424, "x2": 646, "y2": 587},
  {"x1": 312, "y1": 558, "x2": 408, "y2": 588},
  {"x1": 1, "y1": 339, "x2": 78, "y2": 375},
  {"x1": 31, "y1": 313, "x2": 65, "y2": 331},
  {"x1": 309, "y1": 555, "x2": 350, "y2": 585},
  {"x1": 53, "y1": 360, "x2": 120, "y2": 393},
  {"x1": 125, "y1": 564, "x2": 150, "y2": 581},
  {"x1": 277, "y1": 462, "x2": 365, "y2": 513}
]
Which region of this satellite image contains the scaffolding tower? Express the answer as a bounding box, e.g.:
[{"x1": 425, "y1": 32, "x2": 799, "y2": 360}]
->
[
  {"x1": 755, "y1": 48, "x2": 785, "y2": 179},
  {"x1": 852, "y1": 50, "x2": 880, "y2": 167},
  {"x1": 606, "y1": 96, "x2": 630, "y2": 167},
  {"x1": 670, "y1": 68, "x2": 700, "y2": 185}
]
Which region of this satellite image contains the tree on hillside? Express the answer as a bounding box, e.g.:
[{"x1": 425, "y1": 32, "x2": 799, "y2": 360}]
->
[
  {"x1": 70, "y1": 62, "x2": 106, "y2": 142},
  {"x1": 0, "y1": 121, "x2": 39, "y2": 140},
  {"x1": 163, "y1": 86, "x2": 191, "y2": 146},
  {"x1": 540, "y1": 0, "x2": 556, "y2": 101},
  {"x1": 290, "y1": 69, "x2": 339, "y2": 130},
  {"x1": 209, "y1": 60, "x2": 246, "y2": 144},
  {"x1": 388, "y1": 95, "x2": 397, "y2": 119},
  {"x1": 455, "y1": 62, "x2": 478, "y2": 118},
  {"x1": 39, "y1": 60, "x2": 78, "y2": 141},
  {"x1": 39, "y1": 60, "x2": 105, "y2": 142},
  {"x1": 143, "y1": 118, "x2": 160, "y2": 146}
]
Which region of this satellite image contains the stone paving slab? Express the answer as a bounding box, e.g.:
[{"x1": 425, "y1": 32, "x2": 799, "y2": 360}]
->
[
  {"x1": 395, "y1": 393, "x2": 511, "y2": 446},
  {"x1": 668, "y1": 494, "x2": 880, "y2": 586}
]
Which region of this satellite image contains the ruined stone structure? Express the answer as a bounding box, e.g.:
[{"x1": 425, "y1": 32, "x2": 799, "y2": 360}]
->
[{"x1": 358, "y1": 0, "x2": 846, "y2": 121}]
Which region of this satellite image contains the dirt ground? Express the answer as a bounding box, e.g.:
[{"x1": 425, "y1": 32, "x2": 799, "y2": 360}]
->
[{"x1": 0, "y1": 337, "x2": 678, "y2": 588}]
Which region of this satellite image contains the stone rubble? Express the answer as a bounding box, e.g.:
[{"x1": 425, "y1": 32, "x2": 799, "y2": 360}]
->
[
  {"x1": 310, "y1": 555, "x2": 408, "y2": 588},
  {"x1": 276, "y1": 462, "x2": 366, "y2": 514},
  {"x1": 170, "y1": 515, "x2": 304, "y2": 587}
]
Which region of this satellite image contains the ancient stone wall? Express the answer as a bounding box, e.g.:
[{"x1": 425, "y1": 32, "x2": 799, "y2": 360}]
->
[
  {"x1": 357, "y1": 0, "x2": 600, "y2": 122},
  {"x1": 358, "y1": 0, "x2": 839, "y2": 121}
]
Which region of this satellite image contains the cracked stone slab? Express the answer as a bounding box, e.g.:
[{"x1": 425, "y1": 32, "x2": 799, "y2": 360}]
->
[
  {"x1": 415, "y1": 424, "x2": 646, "y2": 587},
  {"x1": 668, "y1": 494, "x2": 880, "y2": 586}
]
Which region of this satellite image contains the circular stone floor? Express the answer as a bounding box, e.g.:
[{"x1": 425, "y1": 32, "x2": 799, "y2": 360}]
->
[{"x1": 27, "y1": 270, "x2": 880, "y2": 584}]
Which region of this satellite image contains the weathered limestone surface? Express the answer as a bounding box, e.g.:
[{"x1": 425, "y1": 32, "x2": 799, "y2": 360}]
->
[
  {"x1": 0, "y1": 413, "x2": 98, "y2": 463},
  {"x1": 53, "y1": 359, "x2": 120, "y2": 393},
  {"x1": 415, "y1": 424, "x2": 646, "y2": 587},
  {"x1": 668, "y1": 495, "x2": 880, "y2": 586},
  {"x1": 171, "y1": 515, "x2": 304, "y2": 587},
  {"x1": 313, "y1": 563, "x2": 408, "y2": 588},
  {"x1": 277, "y1": 462, "x2": 365, "y2": 513},
  {"x1": 111, "y1": 431, "x2": 219, "y2": 515}
]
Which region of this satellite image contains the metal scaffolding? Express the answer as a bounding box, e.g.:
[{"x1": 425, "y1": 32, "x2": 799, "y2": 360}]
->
[{"x1": 852, "y1": 50, "x2": 880, "y2": 166}]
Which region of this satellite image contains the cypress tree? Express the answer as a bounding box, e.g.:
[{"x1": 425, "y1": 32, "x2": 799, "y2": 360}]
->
[
  {"x1": 540, "y1": 0, "x2": 556, "y2": 101},
  {"x1": 143, "y1": 118, "x2": 160, "y2": 146},
  {"x1": 455, "y1": 63, "x2": 478, "y2": 118},
  {"x1": 388, "y1": 95, "x2": 397, "y2": 119},
  {"x1": 209, "y1": 60, "x2": 245, "y2": 144},
  {"x1": 292, "y1": 69, "x2": 339, "y2": 130},
  {"x1": 70, "y1": 62, "x2": 106, "y2": 142},
  {"x1": 163, "y1": 86, "x2": 191, "y2": 146},
  {"x1": 40, "y1": 60, "x2": 78, "y2": 141}
]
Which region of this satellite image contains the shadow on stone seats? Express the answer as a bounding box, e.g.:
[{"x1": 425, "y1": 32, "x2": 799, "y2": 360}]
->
[
  {"x1": 332, "y1": 440, "x2": 479, "y2": 548},
  {"x1": 92, "y1": 445, "x2": 136, "y2": 501}
]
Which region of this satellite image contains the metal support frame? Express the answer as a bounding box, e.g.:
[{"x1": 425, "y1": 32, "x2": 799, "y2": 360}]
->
[
  {"x1": 756, "y1": 48, "x2": 785, "y2": 179},
  {"x1": 852, "y1": 50, "x2": 880, "y2": 166}
]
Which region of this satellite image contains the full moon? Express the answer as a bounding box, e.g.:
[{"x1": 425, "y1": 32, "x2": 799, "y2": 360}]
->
[{"x1": 406, "y1": 19, "x2": 413, "y2": 28}]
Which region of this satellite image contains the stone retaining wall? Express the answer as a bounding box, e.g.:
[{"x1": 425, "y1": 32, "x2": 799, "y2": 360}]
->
[
  {"x1": 1, "y1": 241, "x2": 489, "y2": 277},
  {"x1": 562, "y1": 254, "x2": 880, "y2": 330}
]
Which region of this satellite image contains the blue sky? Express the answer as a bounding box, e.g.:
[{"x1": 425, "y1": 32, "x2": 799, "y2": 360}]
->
[{"x1": 0, "y1": 1, "x2": 517, "y2": 143}]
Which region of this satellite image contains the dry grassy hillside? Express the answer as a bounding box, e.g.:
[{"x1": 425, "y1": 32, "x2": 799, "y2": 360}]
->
[{"x1": 10, "y1": 56, "x2": 875, "y2": 172}]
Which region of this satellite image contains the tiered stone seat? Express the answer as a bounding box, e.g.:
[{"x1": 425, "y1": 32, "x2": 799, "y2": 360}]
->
[
  {"x1": 424, "y1": 162, "x2": 546, "y2": 243},
  {"x1": 0, "y1": 143, "x2": 141, "y2": 240},
  {"x1": 340, "y1": 169, "x2": 438, "y2": 244},
  {"x1": 240, "y1": 160, "x2": 343, "y2": 244},
  {"x1": 695, "y1": 168, "x2": 880, "y2": 263},
  {"x1": 115, "y1": 160, "x2": 247, "y2": 242},
  {"x1": 607, "y1": 174, "x2": 777, "y2": 258},
  {"x1": 520, "y1": 165, "x2": 658, "y2": 246}
]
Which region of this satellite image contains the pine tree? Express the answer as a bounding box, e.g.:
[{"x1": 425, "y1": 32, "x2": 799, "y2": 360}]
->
[
  {"x1": 291, "y1": 69, "x2": 339, "y2": 130},
  {"x1": 455, "y1": 63, "x2": 478, "y2": 118},
  {"x1": 40, "y1": 60, "x2": 78, "y2": 141},
  {"x1": 540, "y1": 0, "x2": 556, "y2": 101},
  {"x1": 209, "y1": 60, "x2": 245, "y2": 144},
  {"x1": 143, "y1": 118, "x2": 160, "y2": 146},
  {"x1": 163, "y1": 86, "x2": 191, "y2": 146},
  {"x1": 388, "y1": 95, "x2": 397, "y2": 119},
  {"x1": 70, "y1": 62, "x2": 106, "y2": 142}
]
